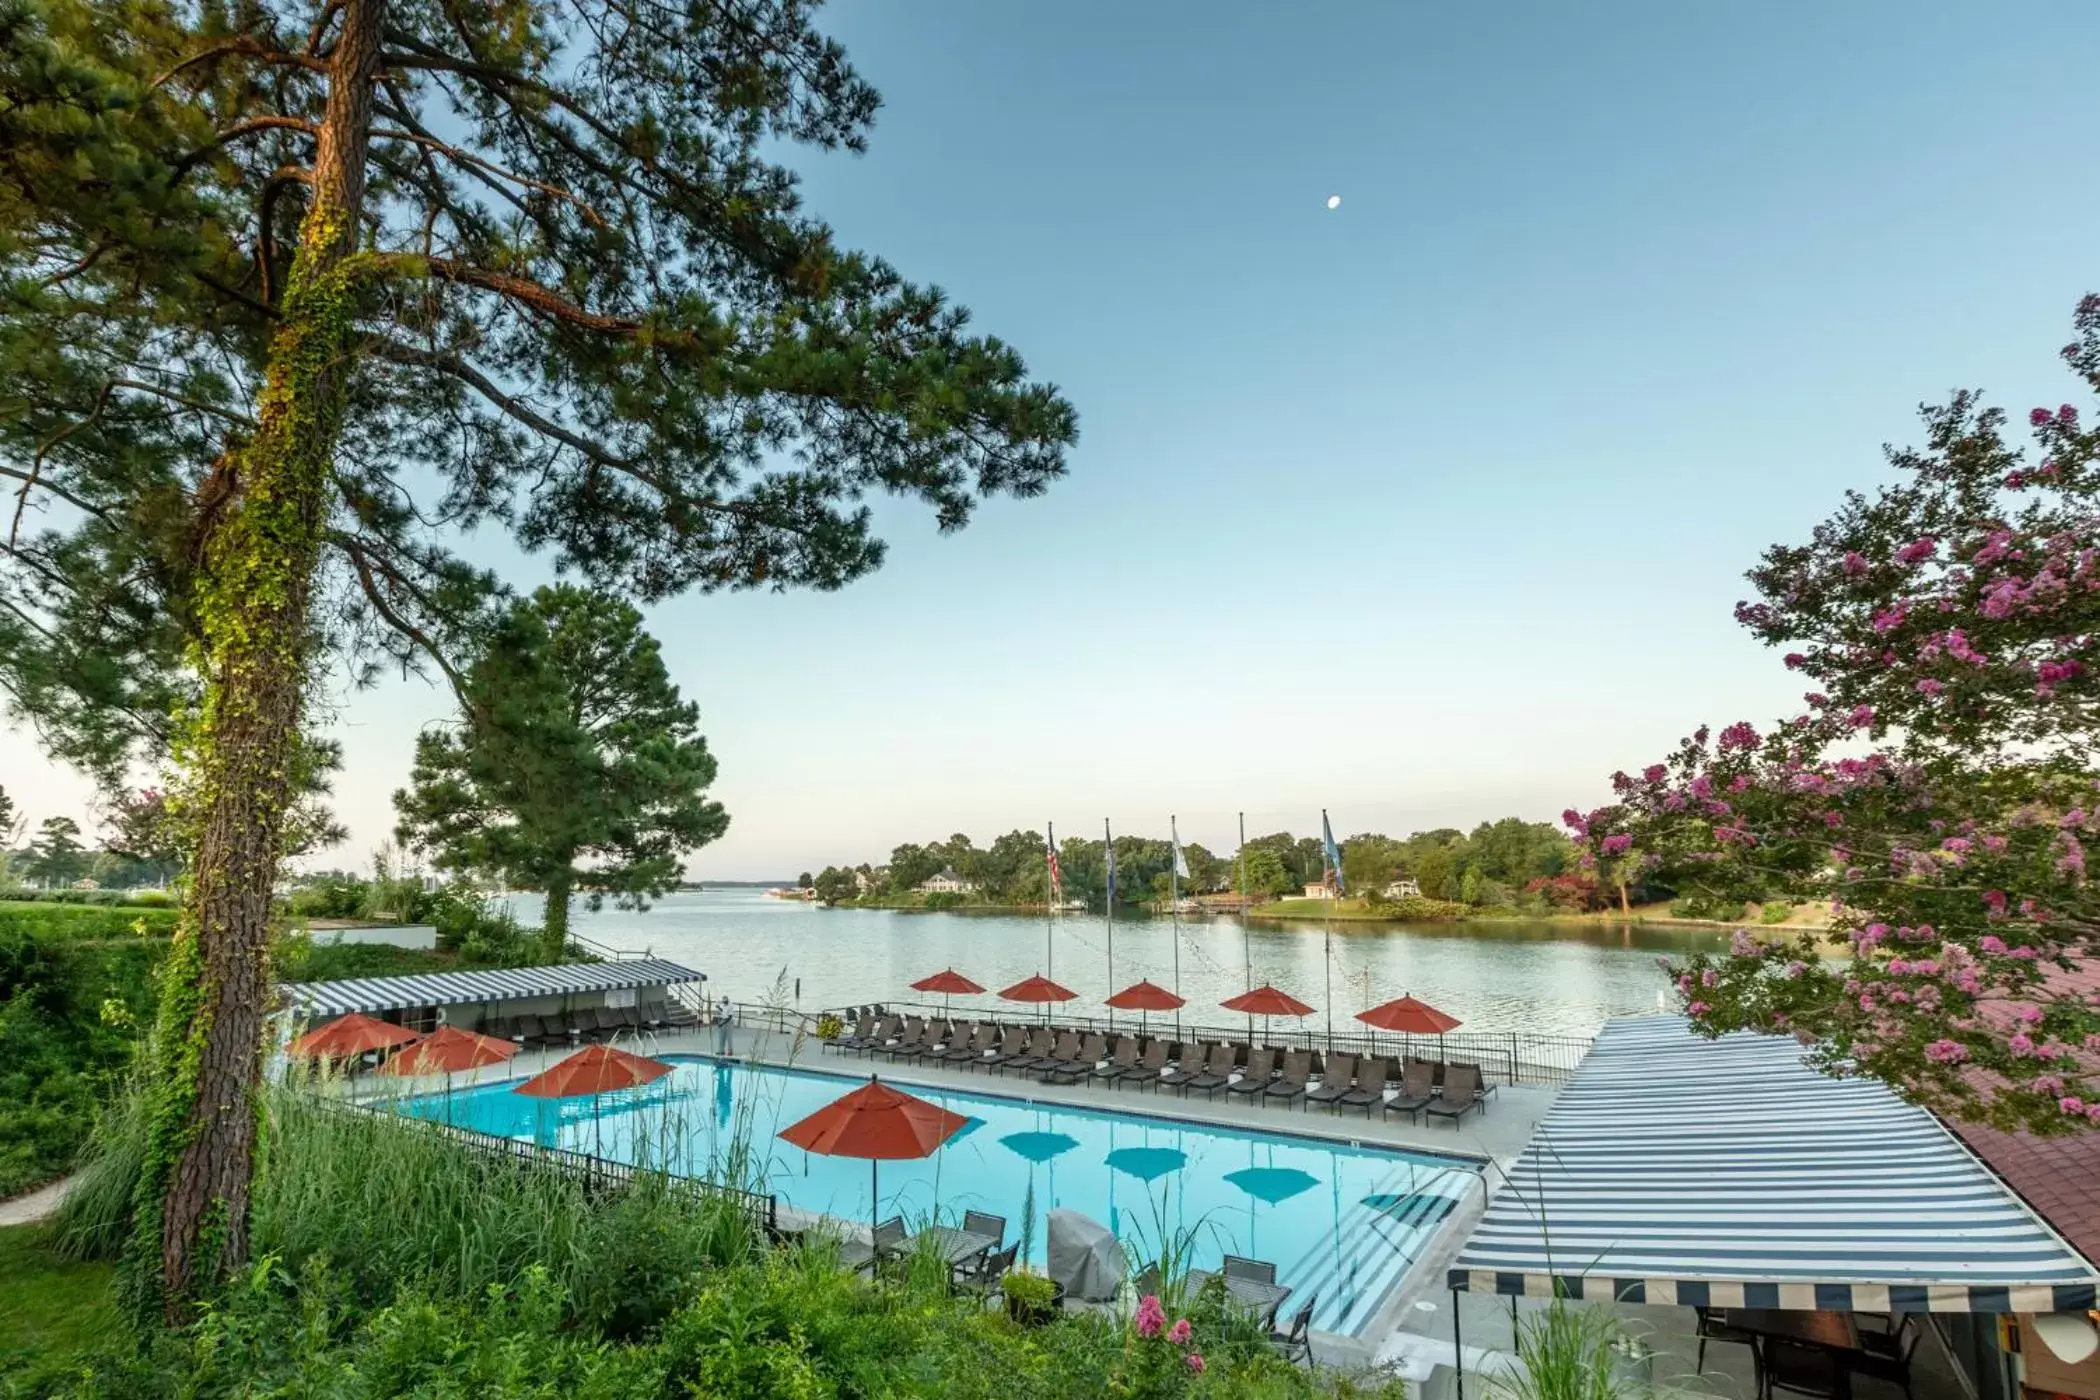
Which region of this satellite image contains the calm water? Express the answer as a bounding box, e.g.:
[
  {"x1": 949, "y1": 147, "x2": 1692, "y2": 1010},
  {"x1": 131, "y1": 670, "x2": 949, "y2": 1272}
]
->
[
  {"x1": 506, "y1": 889, "x2": 1724, "y2": 1038},
  {"x1": 399, "y1": 1053, "x2": 1477, "y2": 1334}
]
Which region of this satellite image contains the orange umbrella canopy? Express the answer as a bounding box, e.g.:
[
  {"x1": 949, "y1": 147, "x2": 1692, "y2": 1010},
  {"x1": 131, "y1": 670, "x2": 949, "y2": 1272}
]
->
[
  {"x1": 778, "y1": 1077, "x2": 971, "y2": 1161},
  {"x1": 1106, "y1": 979, "x2": 1186, "y2": 1012},
  {"x1": 289, "y1": 1012, "x2": 421, "y2": 1060},
  {"x1": 911, "y1": 968, "x2": 986, "y2": 995},
  {"x1": 381, "y1": 1025, "x2": 520, "y2": 1076},
  {"x1": 998, "y1": 974, "x2": 1078, "y2": 1004},
  {"x1": 514, "y1": 1044, "x2": 673, "y2": 1099},
  {"x1": 1356, "y1": 995, "x2": 1463, "y2": 1035},
  {"x1": 1221, "y1": 985, "x2": 1316, "y2": 1018}
]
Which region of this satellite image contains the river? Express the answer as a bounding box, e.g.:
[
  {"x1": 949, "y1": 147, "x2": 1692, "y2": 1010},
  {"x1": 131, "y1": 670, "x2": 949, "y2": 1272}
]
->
[{"x1": 505, "y1": 889, "x2": 1725, "y2": 1039}]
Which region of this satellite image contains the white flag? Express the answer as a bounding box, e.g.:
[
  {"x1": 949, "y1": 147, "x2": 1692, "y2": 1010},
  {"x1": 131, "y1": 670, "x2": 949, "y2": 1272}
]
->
[{"x1": 1171, "y1": 818, "x2": 1190, "y2": 880}]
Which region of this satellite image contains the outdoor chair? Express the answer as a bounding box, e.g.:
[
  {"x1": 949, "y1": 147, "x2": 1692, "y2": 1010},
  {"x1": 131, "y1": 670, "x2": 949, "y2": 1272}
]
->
[
  {"x1": 993, "y1": 1027, "x2": 1052, "y2": 1076},
  {"x1": 1222, "y1": 1255, "x2": 1277, "y2": 1285},
  {"x1": 939, "y1": 1023, "x2": 997, "y2": 1065},
  {"x1": 1117, "y1": 1040, "x2": 1170, "y2": 1091},
  {"x1": 1694, "y1": 1307, "x2": 1758, "y2": 1376},
  {"x1": 842, "y1": 1216, "x2": 908, "y2": 1274},
  {"x1": 873, "y1": 1017, "x2": 926, "y2": 1060},
  {"x1": 1225, "y1": 1047, "x2": 1276, "y2": 1098},
  {"x1": 956, "y1": 1240, "x2": 1019, "y2": 1295},
  {"x1": 1845, "y1": 1315, "x2": 1920, "y2": 1399},
  {"x1": 1452, "y1": 1060, "x2": 1497, "y2": 1099},
  {"x1": 1424, "y1": 1063, "x2": 1484, "y2": 1127},
  {"x1": 1384, "y1": 1059, "x2": 1438, "y2": 1122},
  {"x1": 483, "y1": 1016, "x2": 515, "y2": 1042},
  {"x1": 1269, "y1": 1295, "x2": 1316, "y2": 1366},
  {"x1": 618, "y1": 1005, "x2": 645, "y2": 1033},
  {"x1": 1043, "y1": 1034, "x2": 1109, "y2": 1083},
  {"x1": 1092, "y1": 1036, "x2": 1141, "y2": 1083},
  {"x1": 1176, "y1": 1044, "x2": 1238, "y2": 1099},
  {"x1": 904, "y1": 1021, "x2": 957, "y2": 1062},
  {"x1": 962, "y1": 1210, "x2": 1007, "y2": 1246},
  {"x1": 977, "y1": 1027, "x2": 1028, "y2": 1073},
  {"x1": 1029, "y1": 1031, "x2": 1085, "y2": 1076},
  {"x1": 826, "y1": 1015, "x2": 875, "y2": 1054},
  {"x1": 1338, "y1": 1057, "x2": 1391, "y2": 1114},
  {"x1": 1263, "y1": 1051, "x2": 1312, "y2": 1106},
  {"x1": 514, "y1": 1014, "x2": 546, "y2": 1044},
  {"x1": 1303, "y1": 1054, "x2": 1357, "y2": 1109},
  {"x1": 855, "y1": 1015, "x2": 901, "y2": 1056},
  {"x1": 1758, "y1": 1338, "x2": 1846, "y2": 1400}
]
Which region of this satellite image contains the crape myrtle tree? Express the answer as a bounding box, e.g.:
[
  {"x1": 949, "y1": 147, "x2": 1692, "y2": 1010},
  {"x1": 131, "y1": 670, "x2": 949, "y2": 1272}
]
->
[
  {"x1": 394, "y1": 584, "x2": 728, "y2": 960},
  {"x1": 0, "y1": 0, "x2": 1075, "y2": 1305},
  {"x1": 1575, "y1": 301, "x2": 2100, "y2": 1134}
]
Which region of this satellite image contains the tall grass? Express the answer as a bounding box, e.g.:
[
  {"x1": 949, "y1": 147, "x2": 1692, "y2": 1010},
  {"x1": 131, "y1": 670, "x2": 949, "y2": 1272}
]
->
[{"x1": 1492, "y1": 1301, "x2": 1646, "y2": 1400}]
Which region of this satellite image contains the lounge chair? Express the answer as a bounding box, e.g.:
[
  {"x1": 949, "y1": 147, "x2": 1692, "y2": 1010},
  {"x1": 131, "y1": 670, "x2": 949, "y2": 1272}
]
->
[
  {"x1": 1042, "y1": 1033, "x2": 1109, "y2": 1083},
  {"x1": 1224, "y1": 1047, "x2": 1276, "y2": 1099},
  {"x1": 1384, "y1": 1058, "x2": 1437, "y2": 1121},
  {"x1": 1116, "y1": 1040, "x2": 1170, "y2": 1092},
  {"x1": 938, "y1": 1023, "x2": 997, "y2": 1065},
  {"x1": 826, "y1": 1014, "x2": 876, "y2": 1054},
  {"x1": 840, "y1": 1215, "x2": 907, "y2": 1274},
  {"x1": 1026, "y1": 1031, "x2": 1084, "y2": 1078},
  {"x1": 1424, "y1": 1062, "x2": 1484, "y2": 1127},
  {"x1": 1338, "y1": 1057, "x2": 1391, "y2": 1114},
  {"x1": 514, "y1": 1014, "x2": 546, "y2": 1045},
  {"x1": 853, "y1": 1015, "x2": 901, "y2": 1056},
  {"x1": 1303, "y1": 1054, "x2": 1357, "y2": 1110},
  {"x1": 618, "y1": 1005, "x2": 645, "y2": 1034},
  {"x1": 483, "y1": 1016, "x2": 515, "y2": 1043},
  {"x1": 1263, "y1": 1050, "x2": 1311, "y2": 1107},
  {"x1": 993, "y1": 1027, "x2": 1055, "y2": 1076},
  {"x1": 871, "y1": 1016, "x2": 924, "y2": 1060},
  {"x1": 902, "y1": 1020, "x2": 958, "y2": 1062},
  {"x1": 1091, "y1": 1036, "x2": 1141, "y2": 1083},
  {"x1": 976, "y1": 1027, "x2": 1028, "y2": 1073},
  {"x1": 1176, "y1": 1044, "x2": 1238, "y2": 1099}
]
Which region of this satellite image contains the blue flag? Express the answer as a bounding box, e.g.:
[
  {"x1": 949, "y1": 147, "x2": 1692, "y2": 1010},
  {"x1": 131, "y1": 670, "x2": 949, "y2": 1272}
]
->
[{"x1": 1321, "y1": 809, "x2": 1345, "y2": 895}]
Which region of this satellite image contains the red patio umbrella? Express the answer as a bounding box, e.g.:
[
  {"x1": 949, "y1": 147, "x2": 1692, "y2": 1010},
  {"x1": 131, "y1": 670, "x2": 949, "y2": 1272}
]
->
[
  {"x1": 777, "y1": 1074, "x2": 972, "y2": 1227},
  {"x1": 515, "y1": 1043, "x2": 674, "y2": 1161},
  {"x1": 381, "y1": 1025, "x2": 520, "y2": 1077},
  {"x1": 1356, "y1": 996, "x2": 1462, "y2": 1035},
  {"x1": 1221, "y1": 984, "x2": 1315, "y2": 1043},
  {"x1": 289, "y1": 1012, "x2": 420, "y2": 1063},
  {"x1": 910, "y1": 968, "x2": 986, "y2": 1018},
  {"x1": 1106, "y1": 979, "x2": 1185, "y2": 1038},
  {"x1": 998, "y1": 973, "x2": 1077, "y2": 1023}
]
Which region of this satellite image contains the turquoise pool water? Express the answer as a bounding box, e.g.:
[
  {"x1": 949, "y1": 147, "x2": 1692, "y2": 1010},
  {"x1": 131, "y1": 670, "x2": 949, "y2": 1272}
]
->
[{"x1": 396, "y1": 1054, "x2": 1478, "y2": 1334}]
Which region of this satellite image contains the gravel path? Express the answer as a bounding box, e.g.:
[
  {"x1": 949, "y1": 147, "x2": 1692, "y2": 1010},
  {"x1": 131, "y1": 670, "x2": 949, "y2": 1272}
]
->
[{"x1": 0, "y1": 1176, "x2": 74, "y2": 1227}]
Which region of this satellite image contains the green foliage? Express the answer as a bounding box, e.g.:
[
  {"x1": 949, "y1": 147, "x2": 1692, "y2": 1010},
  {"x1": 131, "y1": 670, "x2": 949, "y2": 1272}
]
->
[
  {"x1": 1235, "y1": 848, "x2": 1295, "y2": 899},
  {"x1": 1489, "y1": 1301, "x2": 1644, "y2": 1400},
  {"x1": 810, "y1": 866, "x2": 858, "y2": 905},
  {"x1": 284, "y1": 876, "x2": 369, "y2": 920},
  {"x1": 27, "y1": 816, "x2": 86, "y2": 887},
  {"x1": 1758, "y1": 901, "x2": 1796, "y2": 925},
  {"x1": 1668, "y1": 895, "x2": 1749, "y2": 923},
  {"x1": 1000, "y1": 1270, "x2": 1057, "y2": 1308},
  {"x1": 922, "y1": 891, "x2": 965, "y2": 911},
  {"x1": 0, "y1": 1225, "x2": 120, "y2": 1389},
  {"x1": 395, "y1": 586, "x2": 729, "y2": 958}
]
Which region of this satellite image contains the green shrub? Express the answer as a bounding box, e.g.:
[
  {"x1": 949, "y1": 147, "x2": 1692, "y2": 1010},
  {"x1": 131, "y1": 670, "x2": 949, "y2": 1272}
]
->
[
  {"x1": 1669, "y1": 895, "x2": 1747, "y2": 922},
  {"x1": 921, "y1": 891, "x2": 964, "y2": 911},
  {"x1": 1758, "y1": 901, "x2": 1795, "y2": 925},
  {"x1": 0, "y1": 903, "x2": 176, "y2": 940},
  {"x1": 286, "y1": 876, "x2": 369, "y2": 919}
]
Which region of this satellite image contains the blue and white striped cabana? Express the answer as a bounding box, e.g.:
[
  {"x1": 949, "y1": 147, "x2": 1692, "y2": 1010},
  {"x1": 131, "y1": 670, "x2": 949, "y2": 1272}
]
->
[
  {"x1": 1447, "y1": 1015, "x2": 2100, "y2": 1314},
  {"x1": 281, "y1": 958, "x2": 704, "y2": 1020}
]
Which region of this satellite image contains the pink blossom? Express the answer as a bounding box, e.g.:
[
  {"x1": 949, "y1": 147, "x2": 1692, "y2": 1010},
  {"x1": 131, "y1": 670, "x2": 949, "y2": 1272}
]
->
[
  {"x1": 1700, "y1": 969, "x2": 1718, "y2": 987},
  {"x1": 1871, "y1": 603, "x2": 1909, "y2": 632},
  {"x1": 1187, "y1": 1353, "x2": 1207, "y2": 1374},
  {"x1": 2017, "y1": 1006, "x2": 2043, "y2": 1025},
  {"x1": 1784, "y1": 961, "x2": 1806, "y2": 979},
  {"x1": 1600, "y1": 834, "x2": 1633, "y2": 856},
  {"x1": 2062, "y1": 1097, "x2": 2087, "y2": 1116},
  {"x1": 2060, "y1": 404, "x2": 2079, "y2": 424},
  {"x1": 2032, "y1": 1075, "x2": 2065, "y2": 1096},
  {"x1": 1846, "y1": 705, "x2": 1875, "y2": 729},
  {"x1": 1730, "y1": 930, "x2": 1758, "y2": 956},
  {"x1": 1784, "y1": 653, "x2": 1807, "y2": 670},
  {"x1": 1925, "y1": 1039, "x2": 1969, "y2": 1063},
  {"x1": 1561, "y1": 809, "x2": 1588, "y2": 836},
  {"x1": 1686, "y1": 1001, "x2": 1711, "y2": 1016},
  {"x1": 1718, "y1": 721, "x2": 1760, "y2": 752},
  {"x1": 2031, "y1": 407, "x2": 2054, "y2": 426},
  {"x1": 1895, "y1": 538, "x2": 1937, "y2": 565},
  {"x1": 1843, "y1": 551, "x2": 1868, "y2": 576},
  {"x1": 1980, "y1": 933, "x2": 2008, "y2": 954},
  {"x1": 1642, "y1": 765, "x2": 1666, "y2": 784},
  {"x1": 1689, "y1": 774, "x2": 1714, "y2": 799},
  {"x1": 2009, "y1": 1033, "x2": 2036, "y2": 1057},
  {"x1": 1917, "y1": 678, "x2": 1944, "y2": 696},
  {"x1": 1135, "y1": 1294, "x2": 1165, "y2": 1338},
  {"x1": 1168, "y1": 1318, "x2": 1192, "y2": 1345}
]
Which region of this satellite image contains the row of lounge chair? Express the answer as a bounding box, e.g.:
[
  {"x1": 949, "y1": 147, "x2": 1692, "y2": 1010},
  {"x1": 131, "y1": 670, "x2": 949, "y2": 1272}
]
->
[
  {"x1": 482, "y1": 999, "x2": 684, "y2": 1047},
  {"x1": 820, "y1": 1014, "x2": 1488, "y2": 1125}
]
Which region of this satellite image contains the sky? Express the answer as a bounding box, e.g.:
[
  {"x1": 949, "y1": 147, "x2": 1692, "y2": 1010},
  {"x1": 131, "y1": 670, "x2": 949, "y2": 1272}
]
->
[{"x1": 8, "y1": 2, "x2": 2100, "y2": 878}]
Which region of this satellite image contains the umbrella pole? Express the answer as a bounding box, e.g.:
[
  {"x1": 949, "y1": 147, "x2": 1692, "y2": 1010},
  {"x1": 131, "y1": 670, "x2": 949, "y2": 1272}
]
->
[{"x1": 871, "y1": 1158, "x2": 879, "y2": 1231}]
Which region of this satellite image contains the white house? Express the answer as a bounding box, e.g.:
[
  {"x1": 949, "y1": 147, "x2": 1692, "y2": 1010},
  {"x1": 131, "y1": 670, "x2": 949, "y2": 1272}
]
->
[
  {"x1": 919, "y1": 868, "x2": 976, "y2": 895},
  {"x1": 1300, "y1": 882, "x2": 1336, "y2": 901},
  {"x1": 1383, "y1": 878, "x2": 1422, "y2": 899}
]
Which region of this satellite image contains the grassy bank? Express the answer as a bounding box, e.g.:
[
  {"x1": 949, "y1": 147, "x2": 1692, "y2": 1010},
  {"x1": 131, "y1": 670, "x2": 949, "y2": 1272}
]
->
[
  {"x1": 0, "y1": 1225, "x2": 117, "y2": 1388},
  {"x1": 9, "y1": 1085, "x2": 1403, "y2": 1399},
  {"x1": 1248, "y1": 896, "x2": 1469, "y2": 922}
]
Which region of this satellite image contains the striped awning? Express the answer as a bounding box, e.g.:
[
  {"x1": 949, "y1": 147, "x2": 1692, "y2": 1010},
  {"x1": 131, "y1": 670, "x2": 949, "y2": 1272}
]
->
[
  {"x1": 280, "y1": 959, "x2": 704, "y2": 1020},
  {"x1": 1447, "y1": 1015, "x2": 2100, "y2": 1314}
]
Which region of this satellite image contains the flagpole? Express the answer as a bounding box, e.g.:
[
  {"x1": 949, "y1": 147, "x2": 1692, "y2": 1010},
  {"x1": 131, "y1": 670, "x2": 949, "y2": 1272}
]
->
[
  {"x1": 1170, "y1": 814, "x2": 1183, "y2": 1039},
  {"x1": 1045, "y1": 820, "x2": 1056, "y2": 982},
  {"x1": 1239, "y1": 810, "x2": 1251, "y2": 1042},
  {"x1": 1103, "y1": 818, "x2": 1115, "y2": 1034},
  {"x1": 1322, "y1": 808, "x2": 1336, "y2": 1055}
]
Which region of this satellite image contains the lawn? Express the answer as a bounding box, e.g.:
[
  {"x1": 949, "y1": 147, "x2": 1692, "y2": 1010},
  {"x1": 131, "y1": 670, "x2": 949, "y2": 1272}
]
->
[{"x1": 0, "y1": 1225, "x2": 117, "y2": 1383}]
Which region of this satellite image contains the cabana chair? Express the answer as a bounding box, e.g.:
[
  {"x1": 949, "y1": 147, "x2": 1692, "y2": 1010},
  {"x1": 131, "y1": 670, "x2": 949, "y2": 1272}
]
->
[
  {"x1": 1302, "y1": 1054, "x2": 1357, "y2": 1109},
  {"x1": 1117, "y1": 1039, "x2": 1171, "y2": 1092},
  {"x1": 869, "y1": 1016, "x2": 924, "y2": 1059},
  {"x1": 1224, "y1": 1047, "x2": 1276, "y2": 1099},
  {"x1": 1042, "y1": 1033, "x2": 1109, "y2": 1084},
  {"x1": 1383, "y1": 1058, "x2": 1438, "y2": 1122},
  {"x1": 1091, "y1": 1035, "x2": 1141, "y2": 1083},
  {"x1": 976, "y1": 1026, "x2": 1029, "y2": 1073},
  {"x1": 1423, "y1": 1062, "x2": 1484, "y2": 1127},
  {"x1": 1263, "y1": 1051, "x2": 1312, "y2": 1107},
  {"x1": 1338, "y1": 1057, "x2": 1391, "y2": 1115},
  {"x1": 826, "y1": 1013, "x2": 876, "y2": 1054},
  {"x1": 1176, "y1": 1044, "x2": 1239, "y2": 1099}
]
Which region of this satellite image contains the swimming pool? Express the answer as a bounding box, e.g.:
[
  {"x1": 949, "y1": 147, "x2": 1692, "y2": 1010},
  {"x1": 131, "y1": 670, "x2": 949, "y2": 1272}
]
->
[{"x1": 396, "y1": 1054, "x2": 1478, "y2": 1334}]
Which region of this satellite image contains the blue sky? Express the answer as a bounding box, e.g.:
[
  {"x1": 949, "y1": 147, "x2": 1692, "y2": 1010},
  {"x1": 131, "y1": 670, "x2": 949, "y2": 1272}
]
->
[{"x1": 9, "y1": 2, "x2": 2100, "y2": 877}]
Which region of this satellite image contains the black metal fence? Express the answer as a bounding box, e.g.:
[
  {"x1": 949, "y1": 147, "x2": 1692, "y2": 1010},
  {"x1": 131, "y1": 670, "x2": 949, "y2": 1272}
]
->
[
  {"x1": 807, "y1": 999, "x2": 1595, "y2": 1086},
  {"x1": 324, "y1": 1096, "x2": 778, "y2": 1235}
]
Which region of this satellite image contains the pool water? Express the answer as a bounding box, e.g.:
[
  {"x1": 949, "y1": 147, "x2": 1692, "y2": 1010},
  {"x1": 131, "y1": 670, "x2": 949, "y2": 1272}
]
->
[{"x1": 396, "y1": 1054, "x2": 1478, "y2": 1334}]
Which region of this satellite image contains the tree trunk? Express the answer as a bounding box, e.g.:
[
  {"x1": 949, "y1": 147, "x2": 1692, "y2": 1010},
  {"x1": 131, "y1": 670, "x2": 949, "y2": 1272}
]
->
[
  {"x1": 136, "y1": 0, "x2": 387, "y2": 1313},
  {"x1": 1617, "y1": 879, "x2": 1631, "y2": 914},
  {"x1": 542, "y1": 870, "x2": 573, "y2": 962}
]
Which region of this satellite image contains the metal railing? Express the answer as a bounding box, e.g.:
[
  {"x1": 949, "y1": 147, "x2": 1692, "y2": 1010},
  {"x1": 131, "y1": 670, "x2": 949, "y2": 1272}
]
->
[
  {"x1": 815, "y1": 999, "x2": 1595, "y2": 1086},
  {"x1": 324, "y1": 1095, "x2": 778, "y2": 1235}
]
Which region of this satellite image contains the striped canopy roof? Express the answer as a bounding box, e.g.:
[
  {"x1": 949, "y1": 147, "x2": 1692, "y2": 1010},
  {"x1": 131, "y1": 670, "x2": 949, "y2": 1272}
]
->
[
  {"x1": 1447, "y1": 1016, "x2": 2100, "y2": 1314},
  {"x1": 281, "y1": 959, "x2": 703, "y2": 1020}
]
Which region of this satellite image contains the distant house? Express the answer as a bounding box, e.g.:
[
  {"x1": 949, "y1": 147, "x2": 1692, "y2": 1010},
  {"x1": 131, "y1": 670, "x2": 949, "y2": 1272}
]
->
[
  {"x1": 1300, "y1": 883, "x2": 1336, "y2": 901},
  {"x1": 1383, "y1": 878, "x2": 1422, "y2": 899},
  {"x1": 919, "y1": 868, "x2": 975, "y2": 895},
  {"x1": 854, "y1": 869, "x2": 874, "y2": 894}
]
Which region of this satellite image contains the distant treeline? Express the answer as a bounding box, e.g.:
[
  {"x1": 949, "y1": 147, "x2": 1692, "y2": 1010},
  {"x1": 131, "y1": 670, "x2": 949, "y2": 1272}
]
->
[{"x1": 810, "y1": 817, "x2": 1624, "y2": 912}]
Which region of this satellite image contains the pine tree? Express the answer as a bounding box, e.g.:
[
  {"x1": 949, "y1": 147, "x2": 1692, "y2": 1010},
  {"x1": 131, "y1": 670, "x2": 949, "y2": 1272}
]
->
[
  {"x1": 394, "y1": 585, "x2": 727, "y2": 960},
  {"x1": 0, "y1": 0, "x2": 1074, "y2": 1306}
]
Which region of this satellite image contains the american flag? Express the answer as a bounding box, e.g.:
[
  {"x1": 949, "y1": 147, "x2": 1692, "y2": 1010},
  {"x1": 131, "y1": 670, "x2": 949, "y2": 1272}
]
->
[{"x1": 1044, "y1": 822, "x2": 1061, "y2": 900}]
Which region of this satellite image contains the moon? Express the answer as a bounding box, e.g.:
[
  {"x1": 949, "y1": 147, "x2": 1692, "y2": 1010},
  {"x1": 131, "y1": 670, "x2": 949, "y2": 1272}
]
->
[{"x1": 1326, "y1": 194, "x2": 1342, "y2": 210}]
